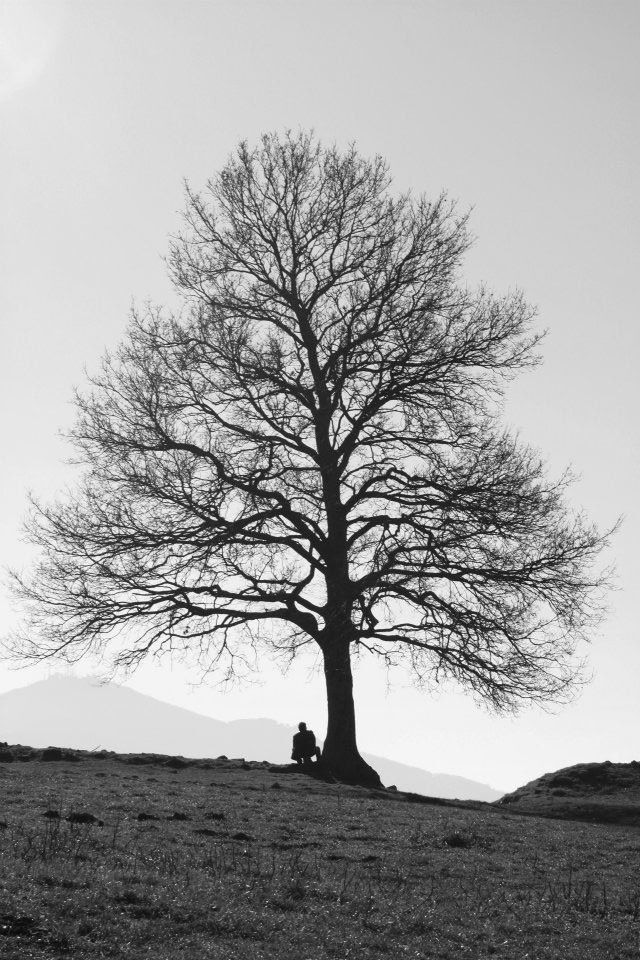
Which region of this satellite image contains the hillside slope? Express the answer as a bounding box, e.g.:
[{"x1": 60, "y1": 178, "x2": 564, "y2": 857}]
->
[
  {"x1": 1, "y1": 751, "x2": 639, "y2": 958},
  {"x1": 498, "y1": 760, "x2": 640, "y2": 825},
  {"x1": 0, "y1": 676, "x2": 503, "y2": 801}
]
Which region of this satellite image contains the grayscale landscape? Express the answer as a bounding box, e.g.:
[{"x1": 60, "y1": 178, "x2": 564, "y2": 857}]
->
[
  {"x1": 2, "y1": 748, "x2": 640, "y2": 958},
  {"x1": 0, "y1": 678, "x2": 504, "y2": 801},
  {"x1": 1, "y1": 2, "x2": 638, "y2": 958}
]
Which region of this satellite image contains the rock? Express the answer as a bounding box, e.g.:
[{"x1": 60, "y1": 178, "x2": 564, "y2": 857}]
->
[{"x1": 66, "y1": 812, "x2": 104, "y2": 826}]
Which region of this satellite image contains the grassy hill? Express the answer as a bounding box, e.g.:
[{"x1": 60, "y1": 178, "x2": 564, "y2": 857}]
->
[
  {"x1": 1, "y1": 748, "x2": 640, "y2": 958},
  {"x1": 498, "y1": 760, "x2": 640, "y2": 827}
]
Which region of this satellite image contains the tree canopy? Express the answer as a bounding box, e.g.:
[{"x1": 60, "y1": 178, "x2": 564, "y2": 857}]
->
[{"x1": 9, "y1": 132, "x2": 612, "y2": 785}]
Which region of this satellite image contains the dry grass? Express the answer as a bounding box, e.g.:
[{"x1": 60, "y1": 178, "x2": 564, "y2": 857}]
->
[
  {"x1": 499, "y1": 761, "x2": 640, "y2": 828},
  {"x1": 1, "y1": 750, "x2": 640, "y2": 958}
]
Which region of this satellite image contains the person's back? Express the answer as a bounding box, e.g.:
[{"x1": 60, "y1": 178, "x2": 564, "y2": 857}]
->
[{"x1": 291, "y1": 722, "x2": 319, "y2": 765}]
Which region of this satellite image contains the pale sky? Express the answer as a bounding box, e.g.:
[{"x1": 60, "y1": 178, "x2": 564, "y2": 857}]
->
[{"x1": 1, "y1": 0, "x2": 638, "y2": 792}]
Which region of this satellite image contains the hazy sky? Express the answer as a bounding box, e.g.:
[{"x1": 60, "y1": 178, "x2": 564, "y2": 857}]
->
[{"x1": 1, "y1": 0, "x2": 638, "y2": 791}]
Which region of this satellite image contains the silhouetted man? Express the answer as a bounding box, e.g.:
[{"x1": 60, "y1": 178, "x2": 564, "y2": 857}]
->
[{"x1": 291, "y1": 722, "x2": 320, "y2": 766}]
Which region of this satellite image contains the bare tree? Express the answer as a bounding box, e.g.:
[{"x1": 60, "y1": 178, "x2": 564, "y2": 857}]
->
[{"x1": 9, "y1": 132, "x2": 612, "y2": 786}]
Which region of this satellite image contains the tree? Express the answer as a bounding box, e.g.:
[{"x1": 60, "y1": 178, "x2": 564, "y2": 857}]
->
[{"x1": 9, "y1": 131, "x2": 612, "y2": 787}]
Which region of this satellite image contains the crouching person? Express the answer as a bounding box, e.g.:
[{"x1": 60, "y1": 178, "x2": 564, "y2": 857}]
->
[{"x1": 291, "y1": 722, "x2": 321, "y2": 766}]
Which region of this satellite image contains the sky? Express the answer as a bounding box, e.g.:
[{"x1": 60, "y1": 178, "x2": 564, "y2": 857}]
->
[{"x1": 1, "y1": 0, "x2": 638, "y2": 792}]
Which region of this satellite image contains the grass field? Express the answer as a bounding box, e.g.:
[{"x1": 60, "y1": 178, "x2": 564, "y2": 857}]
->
[
  {"x1": 499, "y1": 761, "x2": 640, "y2": 829},
  {"x1": 1, "y1": 749, "x2": 640, "y2": 959}
]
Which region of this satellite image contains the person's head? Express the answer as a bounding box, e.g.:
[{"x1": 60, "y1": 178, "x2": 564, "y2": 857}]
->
[{"x1": 298, "y1": 722, "x2": 307, "y2": 732}]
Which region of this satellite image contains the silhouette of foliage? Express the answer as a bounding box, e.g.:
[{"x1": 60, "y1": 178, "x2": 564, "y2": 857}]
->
[{"x1": 9, "y1": 131, "x2": 613, "y2": 785}]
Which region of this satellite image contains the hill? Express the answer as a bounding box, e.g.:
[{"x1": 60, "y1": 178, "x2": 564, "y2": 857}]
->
[
  {"x1": 0, "y1": 676, "x2": 503, "y2": 801},
  {"x1": 498, "y1": 760, "x2": 640, "y2": 826},
  {"x1": 0, "y1": 751, "x2": 639, "y2": 958}
]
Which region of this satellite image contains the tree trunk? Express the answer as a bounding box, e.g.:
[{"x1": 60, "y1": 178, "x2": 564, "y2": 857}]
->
[{"x1": 320, "y1": 639, "x2": 382, "y2": 788}]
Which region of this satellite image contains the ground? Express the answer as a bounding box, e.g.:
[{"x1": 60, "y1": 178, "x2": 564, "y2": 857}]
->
[
  {"x1": 1, "y1": 748, "x2": 640, "y2": 958},
  {"x1": 499, "y1": 761, "x2": 640, "y2": 827}
]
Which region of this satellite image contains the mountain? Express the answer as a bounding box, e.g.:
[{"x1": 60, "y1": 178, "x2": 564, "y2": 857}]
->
[
  {"x1": 498, "y1": 760, "x2": 640, "y2": 825},
  {"x1": 0, "y1": 676, "x2": 503, "y2": 801}
]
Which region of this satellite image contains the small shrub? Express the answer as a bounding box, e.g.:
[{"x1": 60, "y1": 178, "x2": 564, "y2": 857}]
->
[{"x1": 442, "y1": 829, "x2": 493, "y2": 850}]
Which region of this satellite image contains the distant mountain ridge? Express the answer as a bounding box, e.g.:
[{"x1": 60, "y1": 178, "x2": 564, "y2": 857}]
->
[{"x1": 0, "y1": 677, "x2": 503, "y2": 801}]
